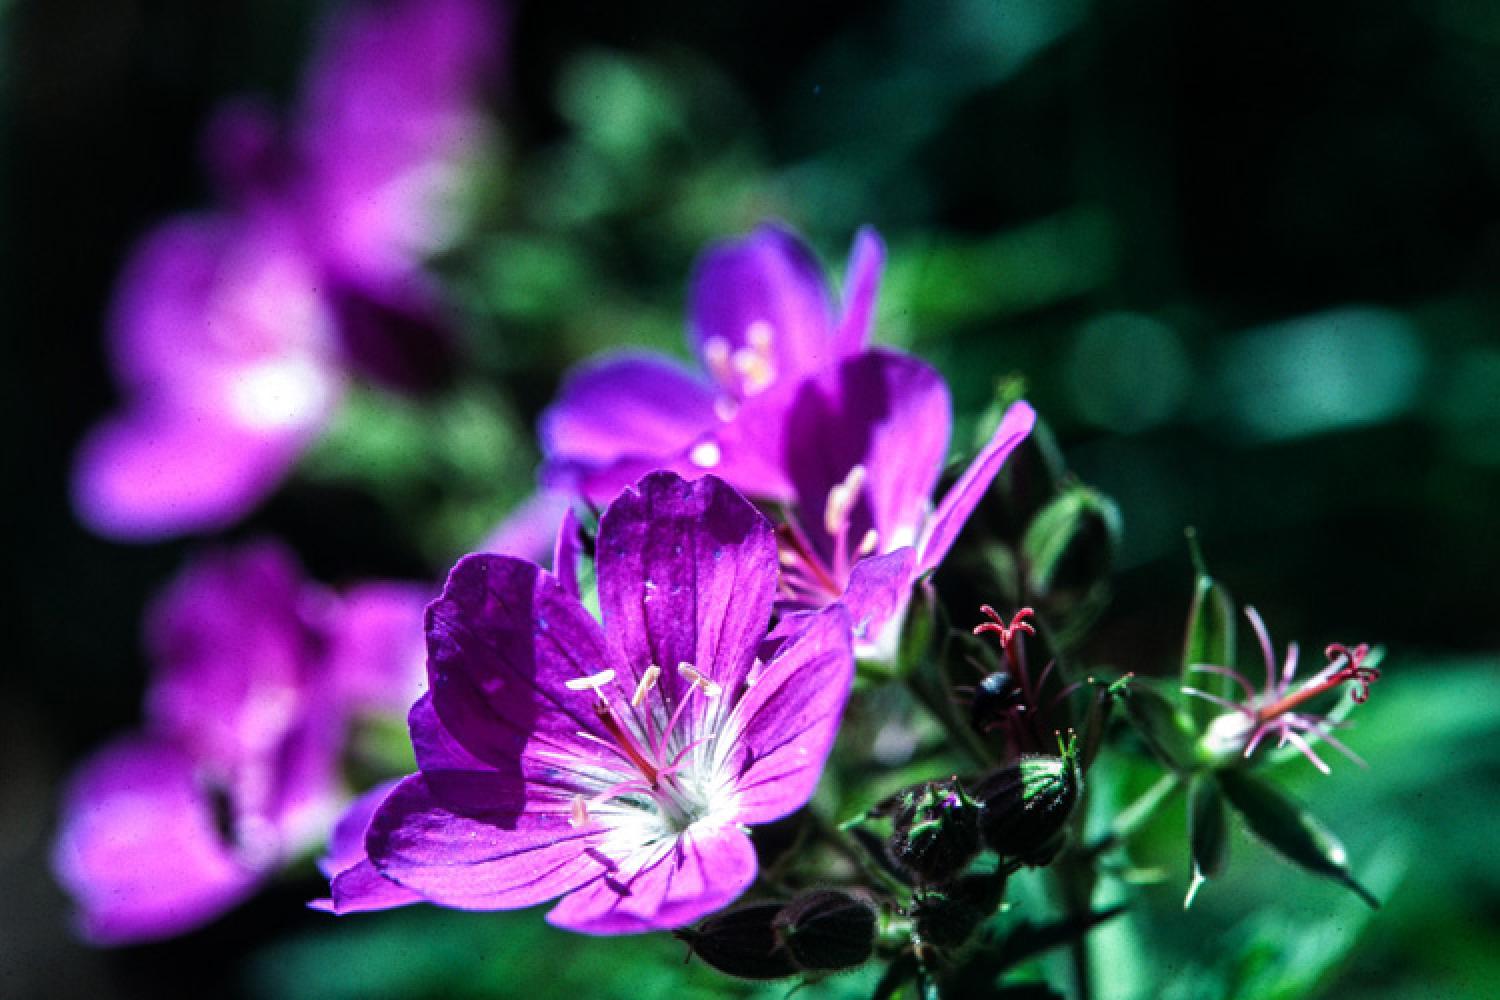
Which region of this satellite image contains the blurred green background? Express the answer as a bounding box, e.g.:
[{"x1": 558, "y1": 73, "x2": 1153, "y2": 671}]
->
[{"x1": 3, "y1": 1, "x2": 1498, "y2": 997}]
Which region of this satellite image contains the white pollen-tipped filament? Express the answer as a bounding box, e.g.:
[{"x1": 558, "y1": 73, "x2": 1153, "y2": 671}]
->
[
  {"x1": 823, "y1": 465, "x2": 868, "y2": 537},
  {"x1": 631, "y1": 665, "x2": 662, "y2": 707},
  {"x1": 565, "y1": 668, "x2": 617, "y2": 692},
  {"x1": 676, "y1": 662, "x2": 723, "y2": 699}
]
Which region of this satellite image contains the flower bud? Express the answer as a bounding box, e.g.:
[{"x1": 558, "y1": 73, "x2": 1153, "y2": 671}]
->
[
  {"x1": 888, "y1": 778, "x2": 982, "y2": 883},
  {"x1": 773, "y1": 890, "x2": 877, "y2": 972},
  {"x1": 676, "y1": 902, "x2": 799, "y2": 980},
  {"x1": 911, "y1": 872, "x2": 1007, "y2": 950},
  {"x1": 976, "y1": 743, "x2": 1081, "y2": 866}
]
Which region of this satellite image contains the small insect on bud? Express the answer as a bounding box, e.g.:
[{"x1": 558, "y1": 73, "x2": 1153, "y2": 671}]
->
[
  {"x1": 969, "y1": 669, "x2": 1027, "y2": 734},
  {"x1": 911, "y1": 872, "x2": 1008, "y2": 950},
  {"x1": 773, "y1": 890, "x2": 878, "y2": 972},
  {"x1": 976, "y1": 733, "x2": 1082, "y2": 866},
  {"x1": 676, "y1": 902, "x2": 799, "y2": 980},
  {"x1": 888, "y1": 778, "x2": 983, "y2": 883}
]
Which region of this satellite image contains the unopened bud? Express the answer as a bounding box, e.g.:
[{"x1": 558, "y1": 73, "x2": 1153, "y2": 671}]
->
[
  {"x1": 976, "y1": 742, "x2": 1081, "y2": 866},
  {"x1": 773, "y1": 890, "x2": 877, "y2": 972},
  {"x1": 911, "y1": 872, "x2": 1007, "y2": 950},
  {"x1": 888, "y1": 778, "x2": 982, "y2": 883},
  {"x1": 676, "y1": 902, "x2": 798, "y2": 980}
]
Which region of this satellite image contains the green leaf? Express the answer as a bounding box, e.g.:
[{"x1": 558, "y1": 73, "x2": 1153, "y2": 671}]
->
[
  {"x1": 1179, "y1": 556, "x2": 1238, "y2": 730},
  {"x1": 1184, "y1": 775, "x2": 1229, "y2": 908},
  {"x1": 1217, "y1": 769, "x2": 1379, "y2": 909},
  {"x1": 1120, "y1": 678, "x2": 1198, "y2": 773}
]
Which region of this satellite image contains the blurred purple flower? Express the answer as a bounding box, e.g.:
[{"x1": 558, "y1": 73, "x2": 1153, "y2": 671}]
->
[
  {"x1": 72, "y1": 0, "x2": 504, "y2": 541},
  {"x1": 1186, "y1": 607, "x2": 1379, "y2": 774},
  {"x1": 321, "y1": 472, "x2": 854, "y2": 934},
  {"x1": 776, "y1": 349, "x2": 1035, "y2": 658},
  {"x1": 539, "y1": 223, "x2": 886, "y2": 506},
  {"x1": 53, "y1": 542, "x2": 429, "y2": 945}
]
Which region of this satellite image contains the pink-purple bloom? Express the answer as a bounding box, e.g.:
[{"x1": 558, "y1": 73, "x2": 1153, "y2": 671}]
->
[
  {"x1": 322, "y1": 472, "x2": 855, "y2": 934},
  {"x1": 72, "y1": 0, "x2": 503, "y2": 541},
  {"x1": 539, "y1": 223, "x2": 886, "y2": 505},
  {"x1": 776, "y1": 350, "x2": 1036, "y2": 657},
  {"x1": 53, "y1": 543, "x2": 429, "y2": 944},
  {"x1": 1185, "y1": 606, "x2": 1379, "y2": 774}
]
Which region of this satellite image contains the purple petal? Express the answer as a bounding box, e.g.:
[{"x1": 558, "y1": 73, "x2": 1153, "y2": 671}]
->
[
  {"x1": 52, "y1": 737, "x2": 262, "y2": 945},
  {"x1": 687, "y1": 223, "x2": 837, "y2": 398},
  {"x1": 143, "y1": 542, "x2": 315, "y2": 766},
  {"x1": 408, "y1": 693, "x2": 489, "y2": 773},
  {"x1": 596, "y1": 472, "x2": 777, "y2": 710},
  {"x1": 722, "y1": 604, "x2": 854, "y2": 824},
  {"x1": 71, "y1": 405, "x2": 312, "y2": 541},
  {"x1": 425, "y1": 554, "x2": 617, "y2": 770},
  {"x1": 312, "y1": 780, "x2": 424, "y2": 915},
  {"x1": 321, "y1": 781, "x2": 402, "y2": 878},
  {"x1": 544, "y1": 822, "x2": 757, "y2": 934},
  {"x1": 295, "y1": 0, "x2": 504, "y2": 283},
  {"x1": 553, "y1": 505, "x2": 586, "y2": 599},
  {"x1": 538, "y1": 353, "x2": 721, "y2": 504},
  {"x1": 366, "y1": 772, "x2": 609, "y2": 910},
  {"x1": 917, "y1": 401, "x2": 1036, "y2": 575},
  {"x1": 841, "y1": 547, "x2": 919, "y2": 648},
  {"x1": 326, "y1": 582, "x2": 431, "y2": 716},
  {"x1": 833, "y1": 226, "x2": 886, "y2": 357}
]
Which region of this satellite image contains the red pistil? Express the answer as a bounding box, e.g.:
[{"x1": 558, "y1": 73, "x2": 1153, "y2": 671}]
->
[
  {"x1": 1257, "y1": 642, "x2": 1378, "y2": 720},
  {"x1": 594, "y1": 702, "x2": 659, "y2": 787},
  {"x1": 974, "y1": 605, "x2": 1036, "y2": 671}
]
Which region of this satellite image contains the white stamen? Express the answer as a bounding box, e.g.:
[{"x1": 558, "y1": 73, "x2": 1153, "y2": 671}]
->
[
  {"x1": 713, "y1": 397, "x2": 739, "y2": 422},
  {"x1": 857, "y1": 528, "x2": 880, "y2": 556},
  {"x1": 677, "y1": 662, "x2": 722, "y2": 698},
  {"x1": 704, "y1": 337, "x2": 733, "y2": 383},
  {"x1": 565, "y1": 668, "x2": 617, "y2": 692},
  {"x1": 569, "y1": 795, "x2": 589, "y2": 828},
  {"x1": 823, "y1": 464, "x2": 868, "y2": 536},
  {"x1": 689, "y1": 440, "x2": 722, "y2": 468},
  {"x1": 631, "y1": 665, "x2": 662, "y2": 708}
]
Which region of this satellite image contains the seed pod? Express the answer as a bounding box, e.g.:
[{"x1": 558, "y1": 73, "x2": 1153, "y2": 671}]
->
[
  {"x1": 773, "y1": 890, "x2": 877, "y2": 972},
  {"x1": 911, "y1": 872, "x2": 1007, "y2": 950},
  {"x1": 976, "y1": 748, "x2": 1081, "y2": 866},
  {"x1": 970, "y1": 670, "x2": 1027, "y2": 734},
  {"x1": 888, "y1": 778, "x2": 982, "y2": 883},
  {"x1": 676, "y1": 902, "x2": 799, "y2": 980}
]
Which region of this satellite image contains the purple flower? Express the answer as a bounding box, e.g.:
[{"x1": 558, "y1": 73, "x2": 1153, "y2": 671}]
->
[
  {"x1": 322, "y1": 472, "x2": 855, "y2": 934},
  {"x1": 53, "y1": 542, "x2": 429, "y2": 944},
  {"x1": 1185, "y1": 606, "x2": 1379, "y2": 774},
  {"x1": 539, "y1": 223, "x2": 886, "y2": 505},
  {"x1": 72, "y1": 0, "x2": 503, "y2": 541},
  {"x1": 775, "y1": 349, "x2": 1036, "y2": 658}
]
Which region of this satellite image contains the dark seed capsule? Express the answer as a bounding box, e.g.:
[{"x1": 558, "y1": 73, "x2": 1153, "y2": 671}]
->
[
  {"x1": 970, "y1": 670, "x2": 1027, "y2": 733},
  {"x1": 911, "y1": 873, "x2": 1007, "y2": 950},
  {"x1": 676, "y1": 902, "x2": 799, "y2": 980},
  {"x1": 888, "y1": 778, "x2": 982, "y2": 883},
  {"x1": 773, "y1": 890, "x2": 877, "y2": 972},
  {"x1": 976, "y1": 753, "x2": 1081, "y2": 866}
]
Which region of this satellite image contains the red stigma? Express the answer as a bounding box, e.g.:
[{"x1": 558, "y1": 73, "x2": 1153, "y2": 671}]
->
[
  {"x1": 1324, "y1": 643, "x2": 1379, "y2": 703},
  {"x1": 974, "y1": 605, "x2": 1036, "y2": 650}
]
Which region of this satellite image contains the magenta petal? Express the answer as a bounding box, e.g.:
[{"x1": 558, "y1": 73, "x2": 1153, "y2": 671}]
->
[
  {"x1": 366, "y1": 772, "x2": 607, "y2": 910},
  {"x1": 426, "y1": 554, "x2": 616, "y2": 769},
  {"x1": 552, "y1": 505, "x2": 586, "y2": 599},
  {"x1": 408, "y1": 693, "x2": 489, "y2": 772},
  {"x1": 539, "y1": 353, "x2": 721, "y2": 503},
  {"x1": 71, "y1": 406, "x2": 309, "y2": 541},
  {"x1": 52, "y1": 738, "x2": 261, "y2": 945},
  {"x1": 918, "y1": 401, "x2": 1036, "y2": 576},
  {"x1": 320, "y1": 781, "x2": 401, "y2": 878},
  {"x1": 322, "y1": 858, "x2": 425, "y2": 915},
  {"x1": 596, "y1": 472, "x2": 777, "y2": 703},
  {"x1": 479, "y1": 490, "x2": 574, "y2": 566},
  {"x1": 841, "y1": 547, "x2": 919, "y2": 648},
  {"x1": 326, "y1": 582, "x2": 431, "y2": 716},
  {"x1": 724, "y1": 605, "x2": 854, "y2": 824},
  {"x1": 544, "y1": 822, "x2": 757, "y2": 934},
  {"x1": 833, "y1": 226, "x2": 886, "y2": 358},
  {"x1": 688, "y1": 224, "x2": 837, "y2": 396}
]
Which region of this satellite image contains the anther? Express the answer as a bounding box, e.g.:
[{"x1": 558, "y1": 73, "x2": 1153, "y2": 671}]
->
[
  {"x1": 631, "y1": 665, "x2": 662, "y2": 708},
  {"x1": 565, "y1": 668, "x2": 617, "y2": 693},
  {"x1": 857, "y1": 528, "x2": 879, "y2": 557},
  {"x1": 704, "y1": 338, "x2": 733, "y2": 384},
  {"x1": 824, "y1": 465, "x2": 868, "y2": 536},
  {"x1": 677, "y1": 662, "x2": 723, "y2": 698},
  {"x1": 569, "y1": 795, "x2": 589, "y2": 828}
]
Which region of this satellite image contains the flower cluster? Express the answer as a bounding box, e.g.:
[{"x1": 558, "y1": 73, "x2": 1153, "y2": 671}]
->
[
  {"x1": 71, "y1": 0, "x2": 502, "y2": 540},
  {"x1": 53, "y1": 543, "x2": 429, "y2": 943}
]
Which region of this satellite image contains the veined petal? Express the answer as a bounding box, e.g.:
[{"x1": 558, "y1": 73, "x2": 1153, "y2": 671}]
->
[
  {"x1": 841, "y1": 547, "x2": 918, "y2": 648},
  {"x1": 544, "y1": 821, "x2": 757, "y2": 934},
  {"x1": 721, "y1": 604, "x2": 854, "y2": 825},
  {"x1": 366, "y1": 772, "x2": 610, "y2": 910},
  {"x1": 917, "y1": 400, "x2": 1035, "y2": 576},
  {"x1": 688, "y1": 223, "x2": 837, "y2": 397},
  {"x1": 52, "y1": 737, "x2": 261, "y2": 945},
  {"x1": 426, "y1": 555, "x2": 617, "y2": 771},
  {"x1": 313, "y1": 780, "x2": 423, "y2": 915},
  {"x1": 539, "y1": 353, "x2": 720, "y2": 503},
  {"x1": 596, "y1": 472, "x2": 777, "y2": 715},
  {"x1": 833, "y1": 226, "x2": 886, "y2": 358}
]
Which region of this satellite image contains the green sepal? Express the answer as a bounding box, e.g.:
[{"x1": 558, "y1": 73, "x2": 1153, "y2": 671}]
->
[
  {"x1": 1217, "y1": 770, "x2": 1379, "y2": 909},
  {"x1": 1181, "y1": 565, "x2": 1238, "y2": 730},
  {"x1": 1120, "y1": 677, "x2": 1198, "y2": 773},
  {"x1": 1019, "y1": 486, "x2": 1121, "y2": 601},
  {"x1": 1184, "y1": 775, "x2": 1229, "y2": 908}
]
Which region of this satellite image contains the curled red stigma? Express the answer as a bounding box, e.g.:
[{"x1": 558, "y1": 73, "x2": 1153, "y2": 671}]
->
[
  {"x1": 974, "y1": 605, "x2": 1036, "y2": 651},
  {"x1": 1324, "y1": 642, "x2": 1380, "y2": 703}
]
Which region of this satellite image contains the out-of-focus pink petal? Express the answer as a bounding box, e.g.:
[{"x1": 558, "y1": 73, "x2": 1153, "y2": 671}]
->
[{"x1": 917, "y1": 401, "x2": 1035, "y2": 575}]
